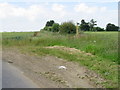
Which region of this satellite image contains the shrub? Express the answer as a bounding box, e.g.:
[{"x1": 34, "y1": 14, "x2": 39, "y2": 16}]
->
[
  {"x1": 106, "y1": 23, "x2": 119, "y2": 31},
  {"x1": 33, "y1": 32, "x2": 39, "y2": 37},
  {"x1": 94, "y1": 27, "x2": 105, "y2": 31},
  {"x1": 48, "y1": 27, "x2": 52, "y2": 31},
  {"x1": 43, "y1": 26, "x2": 52, "y2": 31},
  {"x1": 59, "y1": 21, "x2": 76, "y2": 34},
  {"x1": 52, "y1": 23, "x2": 59, "y2": 32},
  {"x1": 43, "y1": 27, "x2": 48, "y2": 31},
  {"x1": 80, "y1": 19, "x2": 90, "y2": 31}
]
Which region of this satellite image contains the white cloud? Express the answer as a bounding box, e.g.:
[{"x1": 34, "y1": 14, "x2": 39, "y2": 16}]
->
[
  {"x1": 74, "y1": 3, "x2": 97, "y2": 13},
  {"x1": 74, "y1": 3, "x2": 107, "y2": 13},
  {"x1": 51, "y1": 3, "x2": 66, "y2": 17},
  {"x1": 100, "y1": 7, "x2": 107, "y2": 12},
  {"x1": 52, "y1": 3, "x2": 64, "y2": 12},
  {"x1": 0, "y1": 3, "x2": 45, "y2": 21},
  {"x1": 0, "y1": 3, "x2": 66, "y2": 21},
  {"x1": 0, "y1": 3, "x2": 67, "y2": 32},
  {"x1": 25, "y1": 5, "x2": 45, "y2": 21}
]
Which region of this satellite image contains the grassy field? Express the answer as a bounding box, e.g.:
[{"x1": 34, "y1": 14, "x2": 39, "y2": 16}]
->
[{"x1": 2, "y1": 31, "x2": 118, "y2": 88}]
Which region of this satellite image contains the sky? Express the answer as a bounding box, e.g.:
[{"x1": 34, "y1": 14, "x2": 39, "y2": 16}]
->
[{"x1": 0, "y1": 0, "x2": 119, "y2": 32}]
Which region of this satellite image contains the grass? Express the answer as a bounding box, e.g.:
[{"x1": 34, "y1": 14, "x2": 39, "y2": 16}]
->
[
  {"x1": 3, "y1": 31, "x2": 118, "y2": 62},
  {"x1": 22, "y1": 46, "x2": 118, "y2": 88},
  {"x1": 2, "y1": 31, "x2": 118, "y2": 88}
]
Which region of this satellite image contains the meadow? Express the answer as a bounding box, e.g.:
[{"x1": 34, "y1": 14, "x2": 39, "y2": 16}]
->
[{"x1": 2, "y1": 31, "x2": 118, "y2": 88}]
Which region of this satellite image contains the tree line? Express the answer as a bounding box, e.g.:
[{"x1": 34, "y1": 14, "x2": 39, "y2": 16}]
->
[{"x1": 42, "y1": 19, "x2": 119, "y2": 34}]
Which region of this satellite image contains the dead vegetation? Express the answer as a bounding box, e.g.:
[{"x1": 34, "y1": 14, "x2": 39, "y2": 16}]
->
[{"x1": 45, "y1": 45, "x2": 94, "y2": 57}]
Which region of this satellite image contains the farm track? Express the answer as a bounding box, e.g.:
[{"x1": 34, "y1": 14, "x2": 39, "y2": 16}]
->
[{"x1": 2, "y1": 47, "x2": 105, "y2": 88}]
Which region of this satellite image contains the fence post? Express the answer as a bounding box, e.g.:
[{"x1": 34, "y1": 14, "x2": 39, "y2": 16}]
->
[{"x1": 76, "y1": 23, "x2": 79, "y2": 36}]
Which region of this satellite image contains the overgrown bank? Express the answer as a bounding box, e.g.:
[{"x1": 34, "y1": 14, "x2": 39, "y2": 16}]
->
[{"x1": 2, "y1": 31, "x2": 118, "y2": 88}]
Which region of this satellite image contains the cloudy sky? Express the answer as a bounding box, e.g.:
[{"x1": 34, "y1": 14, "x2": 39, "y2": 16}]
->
[{"x1": 0, "y1": 0, "x2": 119, "y2": 32}]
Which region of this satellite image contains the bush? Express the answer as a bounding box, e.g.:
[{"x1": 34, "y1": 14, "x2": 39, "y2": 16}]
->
[
  {"x1": 94, "y1": 27, "x2": 105, "y2": 31},
  {"x1": 52, "y1": 23, "x2": 59, "y2": 32},
  {"x1": 106, "y1": 23, "x2": 119, "y2": 31},
  {"x1": 59, "y1": 21, "x2": 76, "y2": 34},
  {"x1": 43, "y1": 27, "x2": 48, "y2": 31},
  {"x1": 48, "y1": 27, "x2": 52, "y2": 31},
  {"x1": 43, "y1": 26, "x2": 52, "y2": 31}
]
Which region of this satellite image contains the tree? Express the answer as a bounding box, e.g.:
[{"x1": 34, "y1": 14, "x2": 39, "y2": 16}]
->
[
  {"x1": 94, "y1": 27, "x2": 105, "y2": 31},
  {"x1": 89, "y1": 19, "x2": 97, "y2": 31},
  {"x1": 48, "y1": 26, "x2": 52, "y2": 31},
  {"x1": 80, "y1": 19, "x2": 90, "y2": 31},
  {"x1": 46, "y1": 21, "x2": 50, "y2": 27},
  {"x1": 44, "y1": 20, "x2": 55, "y2": 31},
  {"x1": 52, "y1": 23, "x2": 59, "y2": 32},
  {"x1": 106, "y1": 23, "x2": 119, "y2": 31},
  {"x1": 59, "y1": 21, "x2": 76, "y2": 34},
  {"x1": 49, "y1": 20, "x2": 55, "y2": 26},
  {"x1": 81, "y1": 19, "x2": 86, "y2": 24},
  {"x1": 45, "y1": 20, "x2": 55, "y2": 27},
  {"x1": 43, "y1": 26, "x2": 48, "y2": 31}
]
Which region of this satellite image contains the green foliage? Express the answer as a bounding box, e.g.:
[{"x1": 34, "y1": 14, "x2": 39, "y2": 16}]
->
[
  {"x1": 3, "y1": 31, "x2": 117, "y2": 62},
  {"x1": 89, "y1": 19, "x2": 97, "y2": 31},
  {"x1": 43, "y1": 19, "x2": 118, "y2": 33},
  {"x1": 52, "y1": 23, "x2": 59, "y2": 32},
  {"x1": 43, "y1": 27, "x2": 48, "y2": 31},
  {"x1": 45, "y1": 20, "x2": 55, "y2": 27},
  {"x1": 80, "y1": 19, "x2": 90, "y2": 31},
  {"x1": 44, "y1": 20, "x2": 59, "y2": 32},
  {"x1": 106, "y1": 23, "x2": 119, "y2": 31},
  {"x1": 47, "y1": 26, "x2": 52, "y2": 31},
  {"x1": 85, "y1": 45, "x2": 98, "y2": 55},
  {"x1": 46, "y1": 21, "x2": 50, "y2": 27},
  {"x1": 59, "y1": 21, "x2": 76, "y2": 34},
  {"x1": 93, "y1": 27, "x2": 105, "y2": 31},
  {"x1": 43, "y1": 26, "x2": 52, "y2": 31}
]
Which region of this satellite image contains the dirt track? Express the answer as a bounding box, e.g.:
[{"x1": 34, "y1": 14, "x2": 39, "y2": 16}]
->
[{"x1": 2, "y1": 48, "x2": 105, "y2": 88}]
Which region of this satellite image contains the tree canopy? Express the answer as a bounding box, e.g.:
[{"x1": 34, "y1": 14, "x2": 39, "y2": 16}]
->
[
  {"x1": 80, "y1": 19, "x2": 90, "y2": 31},
  {"x1": 52, "y1": 23, "x2": 59, "y2": 32},
  {"x1": 45, "y1": 20, "x2": 55, "y2": 27},
  {"x1": 59, "y1": 21, "x2": 76, "y2": 34},
  {"x1": 89, "y1": 19, "x2": 97, "y2": 31},
  {"x1": 42, "y1": 19, "x2": 119, "y2": 34},
  {"x1": 106, "y1": 23, "x2": 119, "y2": 31}
]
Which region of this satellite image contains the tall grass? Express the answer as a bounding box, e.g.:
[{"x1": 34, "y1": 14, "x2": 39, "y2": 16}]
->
[
  {"x1": 2, "y1": 31, "x2": 118, "y2": 62},
  {"x1": 2, "y1": 31, "x2": 118, "y2": 88}
]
